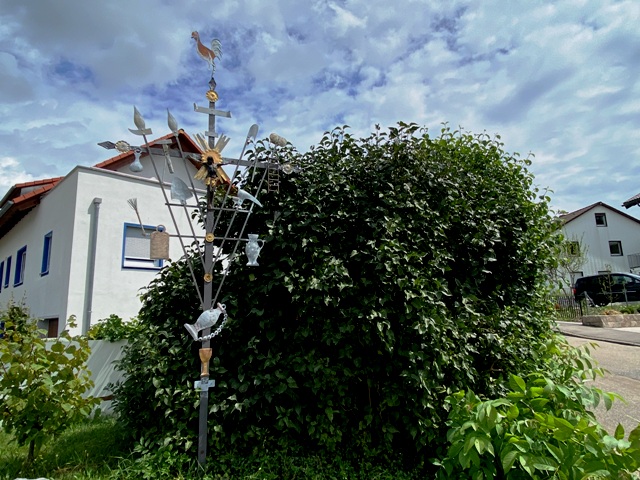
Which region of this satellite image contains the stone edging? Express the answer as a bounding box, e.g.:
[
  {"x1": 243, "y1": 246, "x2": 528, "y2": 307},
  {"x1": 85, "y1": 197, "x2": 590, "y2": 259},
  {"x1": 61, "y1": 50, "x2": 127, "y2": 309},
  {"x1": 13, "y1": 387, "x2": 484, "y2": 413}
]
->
[{"x1": 582, "y1": 314, "x2": 640, "y2": 328}]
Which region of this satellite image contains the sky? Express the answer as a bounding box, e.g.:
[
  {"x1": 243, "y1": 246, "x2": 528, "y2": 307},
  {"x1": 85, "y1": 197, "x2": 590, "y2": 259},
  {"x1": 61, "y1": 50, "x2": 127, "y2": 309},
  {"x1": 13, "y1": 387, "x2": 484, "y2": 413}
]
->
[{"x1": 0, "y1": 0, "x2": 638, "y2": 216}]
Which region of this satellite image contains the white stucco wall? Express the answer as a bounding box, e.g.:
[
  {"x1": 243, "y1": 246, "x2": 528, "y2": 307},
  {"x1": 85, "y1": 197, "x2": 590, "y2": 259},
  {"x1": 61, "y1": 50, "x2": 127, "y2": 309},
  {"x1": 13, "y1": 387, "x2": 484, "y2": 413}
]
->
[
  {"x1": 562, "y1": 205, "x2": 640, "y2": 282},
  {"x1": 65, "y1": 166, "x2": 204, "y2": 335},
  {"x1": 0, "y1": 157, "x2": 205, "y2": 336},
  {"x1": 0, "y1": 176, "x2": 77, "y2": 324}
]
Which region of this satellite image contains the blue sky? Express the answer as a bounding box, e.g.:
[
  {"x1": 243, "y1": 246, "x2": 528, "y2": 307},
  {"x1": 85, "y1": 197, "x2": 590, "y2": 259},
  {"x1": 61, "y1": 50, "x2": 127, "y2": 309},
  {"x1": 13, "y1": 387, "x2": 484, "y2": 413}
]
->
[{"x1": 0, "y1": 0, "x2": 638, "y2": 216}]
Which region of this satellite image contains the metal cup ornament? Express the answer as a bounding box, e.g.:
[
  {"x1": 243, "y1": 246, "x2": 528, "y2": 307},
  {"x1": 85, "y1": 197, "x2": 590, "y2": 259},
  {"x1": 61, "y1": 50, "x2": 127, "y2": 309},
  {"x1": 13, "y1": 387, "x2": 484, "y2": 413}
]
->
[
  {"x1": 245, "y1": 234, "x2": 264, "y2": 266},
  {"x1": 184, "y1": 304, "x2": 226, "y2": 341}
]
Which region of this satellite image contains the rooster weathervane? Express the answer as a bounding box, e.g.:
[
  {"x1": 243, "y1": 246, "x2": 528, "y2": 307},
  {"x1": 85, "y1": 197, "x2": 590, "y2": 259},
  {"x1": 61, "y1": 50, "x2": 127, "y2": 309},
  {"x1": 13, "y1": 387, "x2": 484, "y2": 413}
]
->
[{"x1": 191, "y1": 31, "x2": 222, "y2": 75}]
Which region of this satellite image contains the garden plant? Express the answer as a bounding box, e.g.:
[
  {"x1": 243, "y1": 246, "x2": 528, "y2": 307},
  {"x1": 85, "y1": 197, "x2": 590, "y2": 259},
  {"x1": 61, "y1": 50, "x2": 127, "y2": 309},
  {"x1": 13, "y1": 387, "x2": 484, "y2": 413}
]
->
[
  {"x1": 112, "y1": 123, "x2": 589, "y2": 474},
  {"x1": 0, "y1": 302, "x2": 98, "y2": 463}
]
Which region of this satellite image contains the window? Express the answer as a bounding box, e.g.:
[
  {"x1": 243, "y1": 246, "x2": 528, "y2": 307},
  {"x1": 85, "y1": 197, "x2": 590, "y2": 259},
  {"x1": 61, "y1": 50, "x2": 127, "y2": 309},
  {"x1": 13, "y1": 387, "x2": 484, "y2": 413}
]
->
[
  {"x1": 0, "y1": 261, "x2": 4, "y2": 292},
  {"x1": 41, "y1": 231, "x2": 52, "y2": 276},
  {"x1": 4, "y1": 256, "x2": 11, "y2": 289},
  {"x1": 46, "y1": 318, "x2": 59, "y2": 338},
  {"x1": 595, "y1": 213, "x2": 607, "y2": 226},
  {"x1": 14, "y1": 246, "x2": 27, "y2": 286},
  {"x1": 566, "y1": 241, "x2": 580, "y2": 256},
  {"x1": 609, "y1": 241, "x2": 623, "y2": 256},
  {"x1": 122, "y1": 223, "x2": 163, "y2": 270}
]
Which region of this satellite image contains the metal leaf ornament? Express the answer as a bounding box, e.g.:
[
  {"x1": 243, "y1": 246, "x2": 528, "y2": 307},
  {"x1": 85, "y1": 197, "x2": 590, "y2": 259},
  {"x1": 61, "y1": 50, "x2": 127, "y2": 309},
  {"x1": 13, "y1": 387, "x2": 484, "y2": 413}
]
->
[
  {"x1": 167, "y1": 109, "x2": 179, "y2": 135},
  {"x1": 171, "y1": 177, "x2": 193, "y2": 205}
]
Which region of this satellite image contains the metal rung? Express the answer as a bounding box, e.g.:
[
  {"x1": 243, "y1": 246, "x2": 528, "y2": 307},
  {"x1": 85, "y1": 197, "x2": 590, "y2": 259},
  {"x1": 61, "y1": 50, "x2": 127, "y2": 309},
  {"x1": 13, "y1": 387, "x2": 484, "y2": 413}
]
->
[{"x1": 268, "y1": 169, "x2": 280, "y2": 192}]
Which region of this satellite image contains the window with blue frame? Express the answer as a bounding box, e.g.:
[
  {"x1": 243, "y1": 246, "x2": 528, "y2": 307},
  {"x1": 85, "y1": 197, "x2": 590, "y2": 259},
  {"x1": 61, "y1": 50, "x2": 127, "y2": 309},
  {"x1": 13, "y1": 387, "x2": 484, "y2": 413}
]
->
[
  {"x1": 41, "y1": 231, "x2": 52, "y2": 276},
  {"x1": 14, "y1": 246, "x2": 27, "y2": 286},
  {"x1": 4, "y1": 256, "x2": 11, "y2": 289},
  {"x1": 0, "y1": 261, "x2": 4, "y2": 293},
  {"x1": 122, "y1": 223, "x2": 163, "y2": 270}
]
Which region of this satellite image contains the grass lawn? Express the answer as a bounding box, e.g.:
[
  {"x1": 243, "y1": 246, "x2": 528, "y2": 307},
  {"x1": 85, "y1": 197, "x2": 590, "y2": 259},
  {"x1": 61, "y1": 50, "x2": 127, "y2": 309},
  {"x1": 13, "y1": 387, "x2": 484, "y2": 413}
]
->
[
  {"x1": 0, "y1": 416, "x2": 422, "y2": 479},
  {"x1": 0, "y1": 415, "x2": 130, "y2": 480}
]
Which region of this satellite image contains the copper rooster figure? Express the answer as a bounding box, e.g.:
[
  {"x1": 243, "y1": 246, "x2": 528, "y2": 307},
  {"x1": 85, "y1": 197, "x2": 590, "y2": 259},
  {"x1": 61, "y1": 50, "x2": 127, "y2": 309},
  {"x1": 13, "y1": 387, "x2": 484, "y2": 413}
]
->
[{"x1": 191, "y1": 31, "x2": 222, "y2": 72}]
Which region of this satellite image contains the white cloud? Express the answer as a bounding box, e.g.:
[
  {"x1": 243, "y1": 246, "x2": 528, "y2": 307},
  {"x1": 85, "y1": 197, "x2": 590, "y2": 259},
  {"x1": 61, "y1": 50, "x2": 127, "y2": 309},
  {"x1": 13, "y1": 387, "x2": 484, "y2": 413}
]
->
[
  {"x1": 0, "y1": 157, "x2": 38, "y2": 191},
  {"x1": 0, "y1": 0, "x2": 638, "y2": 216}
]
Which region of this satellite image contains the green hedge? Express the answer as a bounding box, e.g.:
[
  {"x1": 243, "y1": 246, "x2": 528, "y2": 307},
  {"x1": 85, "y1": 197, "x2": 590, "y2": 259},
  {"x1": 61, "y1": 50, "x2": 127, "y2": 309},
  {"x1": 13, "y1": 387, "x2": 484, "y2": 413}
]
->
[{"x1": 113, "y1": 123, "x2": 558, "y2": 468}]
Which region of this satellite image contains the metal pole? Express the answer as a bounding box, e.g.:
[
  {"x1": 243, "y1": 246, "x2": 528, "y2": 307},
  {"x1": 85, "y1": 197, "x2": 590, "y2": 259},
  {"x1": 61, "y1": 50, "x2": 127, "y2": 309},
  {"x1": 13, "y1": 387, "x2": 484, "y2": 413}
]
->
[
  {"x1": 197, "y1": 75, "x2": 219, "y2": 468},
  {"x1": 198, "y1": 206, "x2": 215, "y2": 466}
]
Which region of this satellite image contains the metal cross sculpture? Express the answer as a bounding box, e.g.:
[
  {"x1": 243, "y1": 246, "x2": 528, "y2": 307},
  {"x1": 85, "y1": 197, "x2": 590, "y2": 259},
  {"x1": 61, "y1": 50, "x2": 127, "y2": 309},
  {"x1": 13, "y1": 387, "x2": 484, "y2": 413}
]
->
[{"x1": 100, "y1": 31, "x2": 291, "y2": 467}]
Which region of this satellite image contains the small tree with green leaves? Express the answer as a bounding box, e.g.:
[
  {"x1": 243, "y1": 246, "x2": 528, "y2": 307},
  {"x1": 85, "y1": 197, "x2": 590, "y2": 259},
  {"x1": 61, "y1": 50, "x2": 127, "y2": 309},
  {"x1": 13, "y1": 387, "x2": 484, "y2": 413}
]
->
[
  {"x1": 556, "y1": 235, "x2": 588, "y2": 293},
  {"x1": 0, "y1": 302, "x2": 99, "y2": 462}
]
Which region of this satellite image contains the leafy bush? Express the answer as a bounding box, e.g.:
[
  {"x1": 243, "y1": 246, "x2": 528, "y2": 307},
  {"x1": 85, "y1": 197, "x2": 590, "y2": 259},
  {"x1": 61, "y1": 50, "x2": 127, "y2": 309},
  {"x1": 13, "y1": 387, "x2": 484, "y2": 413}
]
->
[
  {"x1": 87, "y1": 314, "x2": 140, "y2": 341},
  {"x1": 0, "y1": 301, "x2": 99, "y2": 462},
  {"x1": 113, "y1": 124, "x2": 558, "y2": 464},
  {"x1": 113, "y1": 445, "x2": 420, "y2": 480},
  {"x1": 434, "y1": 336, "x2": 640, "y2": 478}
]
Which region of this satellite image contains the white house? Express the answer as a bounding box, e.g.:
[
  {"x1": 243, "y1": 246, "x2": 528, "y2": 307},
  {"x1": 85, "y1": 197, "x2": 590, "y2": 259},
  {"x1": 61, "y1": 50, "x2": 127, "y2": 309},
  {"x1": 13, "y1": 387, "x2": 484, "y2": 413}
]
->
[
  {"x1": 559, "y1": 202, "x2": 640, "y2": 287},
  {"x1": 0, "y1": 132, "x2": 206, "y2": 336}
]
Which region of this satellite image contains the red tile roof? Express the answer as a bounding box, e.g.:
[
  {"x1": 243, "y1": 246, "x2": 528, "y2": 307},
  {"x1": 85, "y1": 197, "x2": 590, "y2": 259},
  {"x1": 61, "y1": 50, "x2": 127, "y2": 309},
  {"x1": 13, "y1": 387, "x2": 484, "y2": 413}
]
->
[
  {"x1": 94, "y1": 130, "x2": 202, "y2": 171},
  {"x1": 0, "y1": 177, "x2": 62, "y2": 238},
  {"x1": 0, "y1": 131, "x2": 203, "y2": 239}
]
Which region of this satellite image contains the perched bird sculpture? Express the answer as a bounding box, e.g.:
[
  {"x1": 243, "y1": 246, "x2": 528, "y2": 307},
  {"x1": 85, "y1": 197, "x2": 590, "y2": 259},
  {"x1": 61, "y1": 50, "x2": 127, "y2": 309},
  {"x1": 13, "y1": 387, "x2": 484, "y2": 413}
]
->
[{"x1": 191, "y1": 31, "x2": 222, "y2": 72}]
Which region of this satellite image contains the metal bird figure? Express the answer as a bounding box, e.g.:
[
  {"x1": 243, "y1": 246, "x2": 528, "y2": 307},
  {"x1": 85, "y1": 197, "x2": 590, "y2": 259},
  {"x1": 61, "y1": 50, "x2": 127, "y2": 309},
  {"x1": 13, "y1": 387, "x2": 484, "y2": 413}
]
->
[{"x1": 191, "y1": 31, "x2": 222, "y2": 72}]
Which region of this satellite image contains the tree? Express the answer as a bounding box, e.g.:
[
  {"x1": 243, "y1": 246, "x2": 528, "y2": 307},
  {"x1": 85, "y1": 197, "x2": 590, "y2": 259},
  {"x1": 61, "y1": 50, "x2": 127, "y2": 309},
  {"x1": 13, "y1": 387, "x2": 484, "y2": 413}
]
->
[
  {"x1": 0, "y1": 302, "x2": 98, "y2": 462},
  {"x1": 550, "y1": 233, "x2": 588, "y2": 293},
  {"x1": 114, "y1": 123, "x2": 558, "y2": 464}
]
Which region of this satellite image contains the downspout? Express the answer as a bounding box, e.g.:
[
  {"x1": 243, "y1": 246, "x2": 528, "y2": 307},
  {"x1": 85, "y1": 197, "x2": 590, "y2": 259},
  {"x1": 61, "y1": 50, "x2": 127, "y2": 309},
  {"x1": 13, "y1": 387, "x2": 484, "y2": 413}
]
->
[{"x1": 83, "y1": 197, "x2": 102, "y2": 334}]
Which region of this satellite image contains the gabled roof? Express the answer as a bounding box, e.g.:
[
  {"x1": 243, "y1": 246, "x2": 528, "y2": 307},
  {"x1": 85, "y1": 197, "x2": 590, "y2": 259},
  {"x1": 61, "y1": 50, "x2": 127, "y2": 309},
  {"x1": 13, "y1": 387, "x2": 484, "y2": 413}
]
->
[
  {"x1": 93, "y1": 130, "x2": 202, "y2": 172},
  {"x1": 0, "y1": 177, "x2": 63, "y2": 239},
  {"x1": 559, "y1": 201, "x2": 640, "y2": 226},
  {"x1": 0, "y1": 131, "x2": 203, "y2": 239}
]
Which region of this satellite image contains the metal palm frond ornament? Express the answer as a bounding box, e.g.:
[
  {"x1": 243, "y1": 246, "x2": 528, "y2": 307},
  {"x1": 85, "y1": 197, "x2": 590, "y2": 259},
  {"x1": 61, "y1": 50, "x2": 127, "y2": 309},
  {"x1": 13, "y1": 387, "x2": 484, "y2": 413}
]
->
[{"x1": 98, "y1": 31, "x2": 297, "y2": 468}]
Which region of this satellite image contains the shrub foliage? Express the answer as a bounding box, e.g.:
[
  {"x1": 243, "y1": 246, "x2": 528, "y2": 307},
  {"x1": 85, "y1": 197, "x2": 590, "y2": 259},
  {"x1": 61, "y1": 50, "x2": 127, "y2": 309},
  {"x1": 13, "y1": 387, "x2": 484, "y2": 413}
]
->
[
  {"x1": 0, "y1": 302, "x2": 98, "y2": 462},
  {"x1": 436, "y1": 336, "x2": 640, "y2": 478},
  {"x1": 114, "y1": 124, "x2": 557, "y2": 461}
]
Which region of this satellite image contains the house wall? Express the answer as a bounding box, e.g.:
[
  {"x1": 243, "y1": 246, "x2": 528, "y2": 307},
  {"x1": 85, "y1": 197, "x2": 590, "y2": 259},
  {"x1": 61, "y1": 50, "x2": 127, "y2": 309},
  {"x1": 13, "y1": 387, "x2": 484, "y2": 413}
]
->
[
  {"x1": 562, "y1": 205, "x2": 640, "y2": 285},
  {"x1": 65, "y1": 166, "x2": 204, "y2": 335},
  {"x1": 1, "y1": 160, "x2": 204, "y2": 336},
  {"x1": 0, "y1": 175, "x2": 77, "y2": 326}
]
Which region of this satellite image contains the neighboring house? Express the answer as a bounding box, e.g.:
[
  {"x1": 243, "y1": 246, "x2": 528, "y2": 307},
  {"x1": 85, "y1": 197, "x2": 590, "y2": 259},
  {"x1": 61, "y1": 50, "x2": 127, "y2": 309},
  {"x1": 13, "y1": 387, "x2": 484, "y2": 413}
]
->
[
  {"x1": 0, "y1": 132, "x2": 205, "y2": 337},
  {"x1": 559, "y1": 202, "x2": 640, "y2": 288}
]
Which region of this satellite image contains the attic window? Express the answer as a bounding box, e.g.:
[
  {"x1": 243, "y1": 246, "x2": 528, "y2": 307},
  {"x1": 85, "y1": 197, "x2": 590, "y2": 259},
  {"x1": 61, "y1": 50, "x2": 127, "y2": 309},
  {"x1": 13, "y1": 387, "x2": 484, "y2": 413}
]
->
[{"x1": 595, "y1": 213, "x2": 607, "y2": 227}]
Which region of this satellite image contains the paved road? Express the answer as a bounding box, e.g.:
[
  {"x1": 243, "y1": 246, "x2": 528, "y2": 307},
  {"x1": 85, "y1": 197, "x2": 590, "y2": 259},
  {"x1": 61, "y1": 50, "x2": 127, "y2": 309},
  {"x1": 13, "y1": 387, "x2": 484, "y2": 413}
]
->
[{"x1": 563, "y1": 335, "x2": 640, "y2": 436}]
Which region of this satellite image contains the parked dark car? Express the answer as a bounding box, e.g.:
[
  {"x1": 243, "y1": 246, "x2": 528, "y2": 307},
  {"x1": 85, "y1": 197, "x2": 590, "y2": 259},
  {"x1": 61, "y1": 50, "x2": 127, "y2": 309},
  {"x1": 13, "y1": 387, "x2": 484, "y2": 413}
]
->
[{"x1": 573, "y1": 272, "x2": 640, "y2": 306}]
